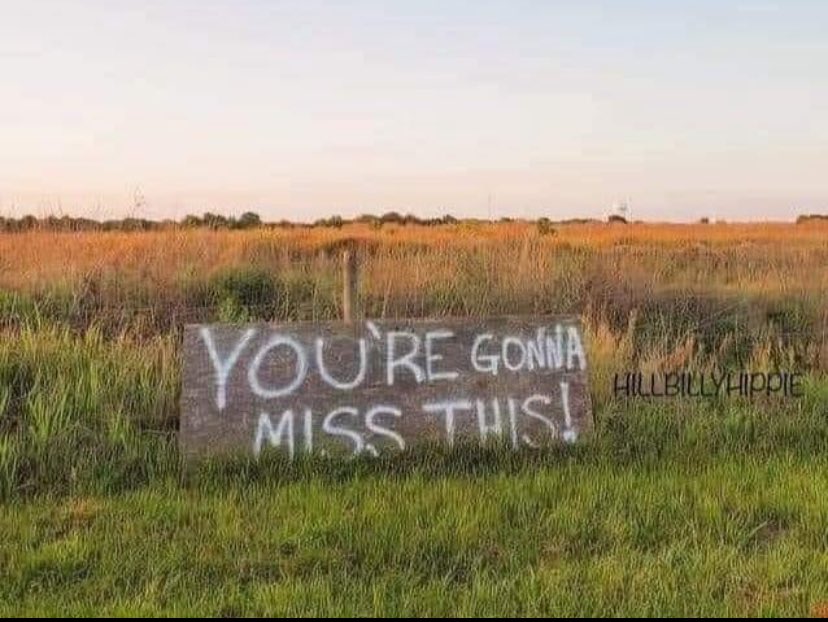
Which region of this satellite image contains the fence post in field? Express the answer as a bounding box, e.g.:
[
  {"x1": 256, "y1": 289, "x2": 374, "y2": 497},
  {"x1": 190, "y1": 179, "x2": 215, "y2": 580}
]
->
[{"x1": 342, "y1": 246, "x2": 359, "y2": 323}]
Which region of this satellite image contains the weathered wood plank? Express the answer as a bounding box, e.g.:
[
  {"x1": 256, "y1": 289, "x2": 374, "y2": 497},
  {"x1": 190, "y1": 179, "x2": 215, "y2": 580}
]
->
[{"x1": 180, "y1": 316, "x2": 593, "y2": 459}]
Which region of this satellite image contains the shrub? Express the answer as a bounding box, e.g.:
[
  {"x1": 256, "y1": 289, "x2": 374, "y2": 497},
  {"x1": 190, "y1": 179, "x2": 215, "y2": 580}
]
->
[{"x1": 537, "y1": 217, "x2": 557, "y2": 236}]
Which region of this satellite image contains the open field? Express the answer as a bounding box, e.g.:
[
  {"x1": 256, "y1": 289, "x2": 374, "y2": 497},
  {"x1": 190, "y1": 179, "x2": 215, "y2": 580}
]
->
[{"x1": 0, "y1": 221, "x2": 827, "y2": 615}]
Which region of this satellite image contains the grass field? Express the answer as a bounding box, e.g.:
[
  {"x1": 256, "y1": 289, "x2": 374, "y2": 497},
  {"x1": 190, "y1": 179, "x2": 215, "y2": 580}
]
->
[{"x1": 0, "y1": 221, "x2": 827, "y2": 615}]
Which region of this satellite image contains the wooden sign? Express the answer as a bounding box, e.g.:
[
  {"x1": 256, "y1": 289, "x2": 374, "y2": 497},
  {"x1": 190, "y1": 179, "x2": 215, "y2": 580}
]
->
[{"x1": 180, "y1": 317, "x2": 593, "y2": 459}]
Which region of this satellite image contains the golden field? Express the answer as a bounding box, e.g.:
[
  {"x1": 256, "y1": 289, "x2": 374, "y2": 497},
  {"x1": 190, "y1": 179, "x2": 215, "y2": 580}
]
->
[{"x1": 2, "y1": 220, "x2": 826, "y2": 307}]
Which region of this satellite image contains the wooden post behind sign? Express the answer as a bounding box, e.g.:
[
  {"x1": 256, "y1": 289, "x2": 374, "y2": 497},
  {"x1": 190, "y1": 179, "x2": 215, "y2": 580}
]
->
[{"x1": 342, "y1": 248, "x2": 358, "y2": 323}]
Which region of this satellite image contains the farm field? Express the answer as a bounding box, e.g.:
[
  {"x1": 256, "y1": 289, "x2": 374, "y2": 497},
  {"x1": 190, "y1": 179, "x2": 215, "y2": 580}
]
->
[{"x1": 1, "y1": 221, "x2": 827, "y2": 616}]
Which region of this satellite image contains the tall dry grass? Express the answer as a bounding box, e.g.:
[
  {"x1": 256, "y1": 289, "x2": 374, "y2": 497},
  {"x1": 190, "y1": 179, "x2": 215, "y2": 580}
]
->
[{"x1": 0, "y1": 221, "x2": 825, "y2": 321}]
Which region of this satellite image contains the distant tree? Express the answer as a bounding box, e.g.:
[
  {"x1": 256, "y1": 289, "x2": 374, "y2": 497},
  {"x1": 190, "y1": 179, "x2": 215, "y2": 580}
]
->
[
  {"x1": 699, "y1": 217, "x2": 710, "y2": 224},
  {"x1": 121, "y1": 217, "x2": 151, "y2": 231},
  {"x1": 440, "y1": 214, "x2": 458, "y2": 225},
  {"x1": 797, "y1": 213, "x2": 828, "y2": 224},
  {"x1": 537, "y1": 217, "x2": 557, "y2": 236},
  {"x1": 20, "y1": 215, "x2": 38, "y2": 231},
  {"x1": 379, "y1": 211, "x2": 405, "y2": 225},
  {"x1": 313, "y1": 215, "x2": 344, "y2": 228},
  {"x1": 181, "y1": 214, "x2": 202, "y2": 228},
  {"x1": 608, "y1": 214, "x2": 628, "y2": 224},
  {"x1": 238, "y1": 211, "x2": 262, "y2": 229},
  {"x1": 202, "y1": 212, "x2": 229, "y2": 230}
]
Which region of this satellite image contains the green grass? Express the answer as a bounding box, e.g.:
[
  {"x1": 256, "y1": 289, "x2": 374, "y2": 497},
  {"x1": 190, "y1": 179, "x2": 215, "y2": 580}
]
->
[
  {"x1": 1, "y1": 350, "x2": 826, "y2": 614},
  {"x1": 2, "y1": 452, "x2": 827, "y2": 616}
]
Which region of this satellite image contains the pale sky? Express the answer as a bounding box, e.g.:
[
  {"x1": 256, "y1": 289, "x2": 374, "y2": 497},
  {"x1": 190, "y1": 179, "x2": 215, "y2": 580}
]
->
[{"x1": 1, "y1": 0, "x2": 826, "y2": 221}]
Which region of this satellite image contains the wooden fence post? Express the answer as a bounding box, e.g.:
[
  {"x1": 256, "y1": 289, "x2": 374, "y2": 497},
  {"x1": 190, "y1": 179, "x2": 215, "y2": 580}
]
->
[{"x1": 342, "y1": 247, "x2": 358, "y2": 323}]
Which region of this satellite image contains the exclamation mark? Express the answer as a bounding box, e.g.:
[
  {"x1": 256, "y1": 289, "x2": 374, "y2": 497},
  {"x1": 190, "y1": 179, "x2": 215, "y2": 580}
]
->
[{"x1": 560, "y1": 381, "x2": 577, "y2": 443}]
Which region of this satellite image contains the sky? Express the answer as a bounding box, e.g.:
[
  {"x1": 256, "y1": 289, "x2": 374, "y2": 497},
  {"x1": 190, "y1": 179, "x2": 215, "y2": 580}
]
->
[{"x1": 1, "y1": 0, "x2": 826, "y2": 222}]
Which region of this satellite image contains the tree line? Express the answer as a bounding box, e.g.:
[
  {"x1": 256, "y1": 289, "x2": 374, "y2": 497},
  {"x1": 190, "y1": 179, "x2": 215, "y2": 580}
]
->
[
  {"x1": 0, "y1": 211, "x2": 462, "y2": 232},
  {"x1": 0, "y1": 210, "x2": 823, "y2": 232}
]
